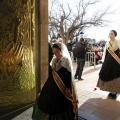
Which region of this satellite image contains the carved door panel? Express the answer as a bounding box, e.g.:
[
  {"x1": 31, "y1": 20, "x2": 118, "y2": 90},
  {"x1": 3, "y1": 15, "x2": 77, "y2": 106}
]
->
[{"x1": 0, "y1": 0, "x2": 36, "y2": 114}]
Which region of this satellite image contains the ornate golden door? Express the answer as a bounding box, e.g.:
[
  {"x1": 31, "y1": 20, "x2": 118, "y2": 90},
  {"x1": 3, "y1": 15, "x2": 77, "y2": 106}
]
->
[{"x1": 0, "y1": 0, "x2": 36, "y2": 115}]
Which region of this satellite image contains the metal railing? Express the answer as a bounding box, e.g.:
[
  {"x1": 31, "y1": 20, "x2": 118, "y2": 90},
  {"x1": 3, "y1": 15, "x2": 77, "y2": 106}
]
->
[
  {"x1": 85, "y1": 52, "x2": 96, "y2": 69},
  {"x1": 69, "y1": 51, "x2": 103, "y2": 69}
]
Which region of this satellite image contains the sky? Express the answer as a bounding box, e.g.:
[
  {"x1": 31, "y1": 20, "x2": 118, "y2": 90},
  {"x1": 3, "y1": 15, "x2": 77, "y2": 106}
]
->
[
  {"x1": 51, "y1": 0, "x2": 120, "y2": 41},
  {"x1": 84, "y1": 0, "x2": 120, "y2": 41}
]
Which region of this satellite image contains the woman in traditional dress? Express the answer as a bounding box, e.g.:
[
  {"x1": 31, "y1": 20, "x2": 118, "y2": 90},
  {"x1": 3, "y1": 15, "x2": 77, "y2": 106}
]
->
[
  {"x1": 32, "y1": 42, "x2": 78, "y2": 120},
  {"x1": 97, "y1": 30, "x2": 120, "y2": 98}
]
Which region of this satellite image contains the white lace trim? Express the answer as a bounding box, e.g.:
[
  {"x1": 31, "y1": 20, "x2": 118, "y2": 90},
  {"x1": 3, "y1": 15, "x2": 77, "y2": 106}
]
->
[{"x1": 52, "y1": 56, "x2": 71, "y2": 72}]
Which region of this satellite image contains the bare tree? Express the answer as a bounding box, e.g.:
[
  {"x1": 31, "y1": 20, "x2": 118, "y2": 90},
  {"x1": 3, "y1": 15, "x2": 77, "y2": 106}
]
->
[{"x1": 49, "y1": 0, "x2": 116, "y2": 44}]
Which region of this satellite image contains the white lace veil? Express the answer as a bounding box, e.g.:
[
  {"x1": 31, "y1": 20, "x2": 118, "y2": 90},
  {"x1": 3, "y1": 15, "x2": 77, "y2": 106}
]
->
[
  {"x1": 51, "y1": 42, "x2": 78, "y2": 98},
  {"x1": 57, "y1": 42, "x2": 72, "y2": 70}
]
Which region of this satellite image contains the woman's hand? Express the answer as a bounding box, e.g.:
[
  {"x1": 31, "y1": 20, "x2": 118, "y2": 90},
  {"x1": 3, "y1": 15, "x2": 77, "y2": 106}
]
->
[{"x1": 65, "y1": 88, "x2": 71, "y2": 96}]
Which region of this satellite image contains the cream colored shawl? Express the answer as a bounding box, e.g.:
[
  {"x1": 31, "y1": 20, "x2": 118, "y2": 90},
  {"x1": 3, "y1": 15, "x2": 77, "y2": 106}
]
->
[
  {"x1": 51, "y1": 56, "x2": 71, "y2": 72},
  {"x1": 102, "y1": 40, "x2": 120, "y2": 62}
]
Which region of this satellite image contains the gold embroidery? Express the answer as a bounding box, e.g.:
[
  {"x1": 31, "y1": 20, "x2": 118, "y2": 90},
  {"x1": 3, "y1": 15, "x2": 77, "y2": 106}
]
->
[{"x1": 107, "y1": 48, "x2": 120, "y2": 64}]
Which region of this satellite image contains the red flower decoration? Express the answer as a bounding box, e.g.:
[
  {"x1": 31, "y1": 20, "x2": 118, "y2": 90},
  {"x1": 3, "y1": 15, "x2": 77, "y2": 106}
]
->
[{"x1": 94, "y1": 88, "x2": 97, "y2": 91}]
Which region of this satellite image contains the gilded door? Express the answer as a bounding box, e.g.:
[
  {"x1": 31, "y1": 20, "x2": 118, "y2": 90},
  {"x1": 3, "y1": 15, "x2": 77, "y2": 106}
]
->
[{"x1": 0, "y1": 0, "x2": 36, "y2": 114}]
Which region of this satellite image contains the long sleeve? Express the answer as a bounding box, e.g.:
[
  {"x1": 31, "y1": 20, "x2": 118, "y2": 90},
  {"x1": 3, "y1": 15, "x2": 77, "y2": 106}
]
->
[{"x1": 57, "y1": 67, "x2": 71, "y2": 88}]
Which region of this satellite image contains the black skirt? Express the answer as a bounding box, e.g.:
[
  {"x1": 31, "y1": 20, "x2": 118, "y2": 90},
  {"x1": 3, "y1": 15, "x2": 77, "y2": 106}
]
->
[
  {"x1": 99, "y1": 49, "x2": 120, "y2": 82},
  {"x1": 37, "y1": 66, "x2": 73, "y2": 114}
]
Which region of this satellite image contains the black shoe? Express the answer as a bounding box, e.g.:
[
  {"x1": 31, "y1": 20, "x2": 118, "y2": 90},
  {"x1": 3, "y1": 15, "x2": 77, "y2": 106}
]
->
[
  {"x1": 108, "y1": 93, "x2": 117, "y2": 99},
  {"x1": 78, "y1": 78, "x2": 84, "y2": 80}
]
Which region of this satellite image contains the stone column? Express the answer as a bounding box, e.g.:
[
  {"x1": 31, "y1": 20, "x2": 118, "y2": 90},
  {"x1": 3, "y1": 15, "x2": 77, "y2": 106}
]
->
[{"x1": 35, "y1": 0, "x2": 48, "y2": 94}]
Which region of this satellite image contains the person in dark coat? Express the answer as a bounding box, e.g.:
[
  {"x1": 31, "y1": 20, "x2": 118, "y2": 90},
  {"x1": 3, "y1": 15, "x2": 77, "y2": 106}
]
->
[
  {"x1": 48, "y1": 43, "x2": 53, "y2": 75},
  {"x1": 74, "y1": 38, "x2": 87, "y2": 80},
  {"x1": 67, "y1": 39, "x2": 76, "y2": 61},
  {"x1": 67, "y1": 40, "x2": 75, "y2": 52}
]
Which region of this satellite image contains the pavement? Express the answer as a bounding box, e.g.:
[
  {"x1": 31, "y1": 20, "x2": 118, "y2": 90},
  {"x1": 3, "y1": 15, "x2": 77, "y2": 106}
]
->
[
  {"x1": 1, "y1": 63, "x2": 120, "y2": 120},
  {"x1": 74, "y1": 63, "x2": 120, "y2": 120}
]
